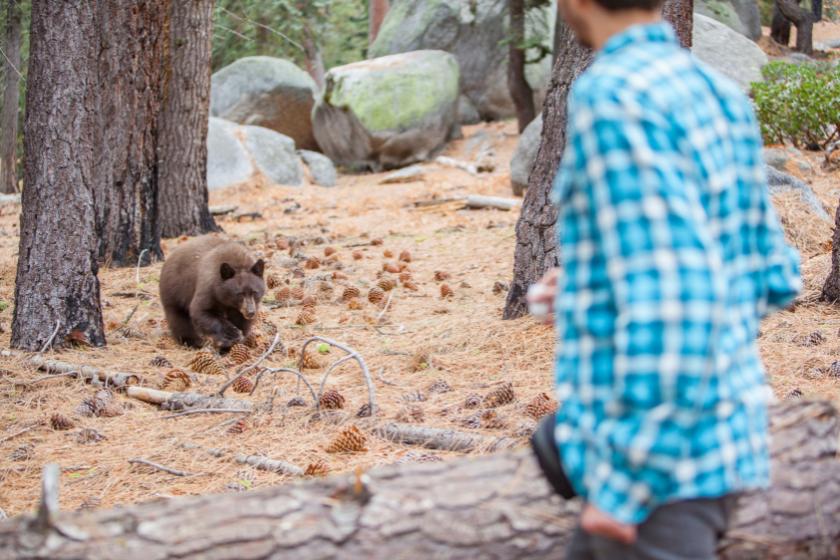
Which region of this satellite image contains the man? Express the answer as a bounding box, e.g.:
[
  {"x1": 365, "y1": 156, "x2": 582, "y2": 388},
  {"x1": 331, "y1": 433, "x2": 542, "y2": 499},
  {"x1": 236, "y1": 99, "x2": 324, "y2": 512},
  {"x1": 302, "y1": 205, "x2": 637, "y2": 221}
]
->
[{"x1": 526, "y1": 0, "x2": 802, "y2": 556}]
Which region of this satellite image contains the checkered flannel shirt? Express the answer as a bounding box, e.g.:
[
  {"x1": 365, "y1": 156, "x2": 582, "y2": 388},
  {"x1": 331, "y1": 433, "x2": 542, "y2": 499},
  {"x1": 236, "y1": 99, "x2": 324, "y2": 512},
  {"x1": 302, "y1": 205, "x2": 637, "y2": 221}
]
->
[{"x1": 551, "y1": 21, "x2": 802, "y2": 524}]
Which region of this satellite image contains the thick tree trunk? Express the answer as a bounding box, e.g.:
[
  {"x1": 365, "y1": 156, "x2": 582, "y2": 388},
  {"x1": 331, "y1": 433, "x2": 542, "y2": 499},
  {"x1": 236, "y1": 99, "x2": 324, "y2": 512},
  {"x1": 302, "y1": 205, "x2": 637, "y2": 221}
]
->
[
  {"x1": 774, "y1": 0, "x2": 813, "y2": 53},
  {"x1": 93, "y1": 0, "x2": 165, "y2": 267},
  {"x1": 0, "y1": 0, "x2": 21, "y2": 195},
  {"x1": 509, "y1": 0, "x2": 536, "y2": 134},
  {"x1": 504, "y1": 0, "x2": 692, "y2": 319},
  {"x1": 302, "y1": 23, "x2": 326, "y2": 90},
  {"x1": 771, "y1": 2, "x2": 792, "y2": 46},
  {"x1": 11, "y1": 0, "x2": 106, "y2": 350},
  {"x1": 369, "y1": 0, "x2": 389, "y2": 44},
  {"x1": 157, "y1": 0, "x2": 221, "y2": 239},
  {"x1": 0, "y1": 400, "x2": 837, "y2": 559}
]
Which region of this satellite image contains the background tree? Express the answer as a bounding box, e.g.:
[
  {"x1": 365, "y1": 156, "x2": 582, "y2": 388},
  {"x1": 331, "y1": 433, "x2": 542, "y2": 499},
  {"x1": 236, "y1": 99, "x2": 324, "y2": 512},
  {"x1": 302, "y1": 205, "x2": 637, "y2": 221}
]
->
[
  {"x1": 770, "y1": 0, "x2": 813, "y2": 53},
  {"x1": 509, "y1": 0, "x2": 537, "y2": 133},
  {"x1": 1, "y1": 0, "x2": 21, "y2": 195},
  {"x1": 157, "y1": 0, "x2": 221, "y2": 239},
  {"x1": 369, "y1": 0, "x2": 388, "y2": 44},
  {"x1": 504, "y1": 0, "x2": 693, "y2": 319}
]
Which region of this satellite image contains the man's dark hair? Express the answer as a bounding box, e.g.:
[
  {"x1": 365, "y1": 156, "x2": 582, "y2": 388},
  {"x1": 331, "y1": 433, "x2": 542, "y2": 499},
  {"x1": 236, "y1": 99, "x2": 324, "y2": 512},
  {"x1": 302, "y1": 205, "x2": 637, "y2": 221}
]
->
[{"x1": 593, "y1": 0, "x2": 664, "y2": 11}]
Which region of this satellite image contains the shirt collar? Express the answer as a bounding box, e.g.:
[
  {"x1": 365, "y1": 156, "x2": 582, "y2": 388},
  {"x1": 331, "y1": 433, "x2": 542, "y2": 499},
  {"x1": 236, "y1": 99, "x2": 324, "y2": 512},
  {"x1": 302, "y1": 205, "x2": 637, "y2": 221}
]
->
[{"x1": 598, "y1": 21, "x2": 678, "y2": 57}]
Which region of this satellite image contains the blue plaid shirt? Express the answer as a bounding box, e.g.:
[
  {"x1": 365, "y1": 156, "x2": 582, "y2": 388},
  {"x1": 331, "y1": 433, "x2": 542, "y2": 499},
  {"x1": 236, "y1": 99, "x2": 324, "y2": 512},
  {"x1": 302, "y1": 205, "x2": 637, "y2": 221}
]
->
[{"x1": 551, "y1": 22, "x2": 802, "y2": 524}]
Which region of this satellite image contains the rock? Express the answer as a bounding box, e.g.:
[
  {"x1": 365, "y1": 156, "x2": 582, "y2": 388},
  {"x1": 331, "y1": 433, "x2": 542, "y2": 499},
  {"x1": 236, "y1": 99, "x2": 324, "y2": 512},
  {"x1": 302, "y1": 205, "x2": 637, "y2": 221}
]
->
[
  {"x1": 729, "y1": 0, "x2": 762, "y2": 40},
  {"x1": 510, "y1": 113, "x2": 543, "y2": 196},
  {"x1": 790, "y1": 158, "x2": 812, "y2": 174},
  {"x1": 207, "y1": 117, "x2": 254, "y2": 191},
  {"x1": 369, "y1": 0, "x2": 555, "y2": 121},
  {"x1": 312, "y1": 51, "x2": 460, "y2": 171},
  {"x1": 298, "y1": 150, "x2": 338, "y2": 187},
  {"x1": 458, "y1": 95, "x2": 481, "y2": 125},
  {"x1": 210, "y1": 56, "x2": 320, "y2": 151},
  {"x1": 763, "y1": 147, "x2": 790, "y2": 171},
  {"x1": 692, "y1": 14, "x2": 768, "y2": 91},
  {"x1": 782, "y1": 53, "x2": 816, "y2": 65},
  {"x1": 765, "y1": 165, "x2": 830, "y2": 220},
  {"x1": 823, "y1": 37, "x2": 840, "y2": 49},
  {"x1": 241, "y1": 125, "x2": 303, "y2": 187},
  {"x1": 380, "y1": 166, "x2": 426, "y2": 184},
  {"x1": 695, "y1": 0, "x2": 744, "y2": 35}
]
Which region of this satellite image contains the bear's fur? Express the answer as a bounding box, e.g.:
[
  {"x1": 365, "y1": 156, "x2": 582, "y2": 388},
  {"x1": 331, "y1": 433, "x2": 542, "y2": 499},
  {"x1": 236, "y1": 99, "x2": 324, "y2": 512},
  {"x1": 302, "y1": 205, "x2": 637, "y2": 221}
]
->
[{"x1": 159, "y1": 234, "x2": 266, "y2": 348}]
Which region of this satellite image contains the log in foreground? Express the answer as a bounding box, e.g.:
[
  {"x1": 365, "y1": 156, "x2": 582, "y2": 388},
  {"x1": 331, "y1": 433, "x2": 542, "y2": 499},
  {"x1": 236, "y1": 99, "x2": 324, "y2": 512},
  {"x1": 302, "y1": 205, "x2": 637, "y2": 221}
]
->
[{"x1": 0, "y1": 400, "x2": 838, "y2": 560}]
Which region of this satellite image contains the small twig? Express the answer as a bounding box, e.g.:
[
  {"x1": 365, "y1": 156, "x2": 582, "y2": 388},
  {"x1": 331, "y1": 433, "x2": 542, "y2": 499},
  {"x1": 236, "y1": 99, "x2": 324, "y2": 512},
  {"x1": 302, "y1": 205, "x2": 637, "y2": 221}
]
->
[
  {"x1": 161, "y1": 408, "x2": 252, "y2": 419},
  {"x1": 378, "y1": 366, "x2": 401, "y2": 387},
  {"x1": 199, "y1": 415, "x2": 247, "y2": 433},
  {"x1": 0, "y1": 45, "x2": 24, "y2": 83},
  {"x1": 298, "y1": 337, "x2": 375, "y2": 414},
  {"x1": 379, "y1": 350, "x2": 412, "y2": 356},
  {"x1": 214, "y1": 24, "x2": 253, "y2": 41},
  {"x1": 109, "y1": 304, "x2": 139, "y2": 335},
  {"x1": 377, "y1": 292, "x2": 394, "y2": 320},
  {"x1": 287, "y1": 324, "x2": 370, "y2": 330},
  {"x1": 252, "y1": 446, "x2": 269, "y2": 457},
  {"x1": 136, "y1": 249, "x2": 149, "y2": 282},
  {"x1": 215, "y1": 5, "x2": 303, "y2": 50},
  {"x1": 0, "y1": 424, "x2": 40, "y2": 444},
  {"x1": 217, "y1": 332, "x2": 281, "y2": 397},
  {"x1": 38, "y1": 320, "x2": 61, "y2": 354},
  {"x1": 128, "y1": 458, "x2": 194, "y2": 477},
  {"x1": 253, "y1": 367, "x2": 318, "y2": 404},
  {"x1": 3, "y1": 371, "x2": 78, "y2": 387}
]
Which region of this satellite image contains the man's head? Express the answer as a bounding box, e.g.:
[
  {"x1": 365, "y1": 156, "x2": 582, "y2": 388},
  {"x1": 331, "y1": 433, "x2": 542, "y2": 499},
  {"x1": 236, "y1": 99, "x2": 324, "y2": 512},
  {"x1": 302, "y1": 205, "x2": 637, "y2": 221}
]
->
[{"x1": 557, "y1": 0, "x2": 664, "y2": 49}]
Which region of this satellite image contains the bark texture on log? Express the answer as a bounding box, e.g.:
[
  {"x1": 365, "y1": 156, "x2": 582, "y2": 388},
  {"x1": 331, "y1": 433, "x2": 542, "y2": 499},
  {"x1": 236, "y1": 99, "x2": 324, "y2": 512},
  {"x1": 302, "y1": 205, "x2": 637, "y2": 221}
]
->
[
  {"x1": 503, "y1": 0, "x2": 692, "y2": 319},
  {"x1": 822, "y1": 195, "x2": 840, "y2": 301},
  {"x1": 509, "y1": 0, "x2": 537, "y2": 133},
  {"x1": 0, "y1": 0, "x2": 21, "y2": 195},
  {"x1": 12, "y1": 0, "x2": 106, "y2": 350},
  {"x1": 771, "y1": 2, "x2": 793, "y2": 46},
  {"x1": 0, "y1": 400, "x2": 837, "y2": 560},
  {"x1": 772, "y1": 0, "x2": 813, "y2": 53},
  {"x1": 157, "y1": 0, "x2": 220, "y2": 239}
]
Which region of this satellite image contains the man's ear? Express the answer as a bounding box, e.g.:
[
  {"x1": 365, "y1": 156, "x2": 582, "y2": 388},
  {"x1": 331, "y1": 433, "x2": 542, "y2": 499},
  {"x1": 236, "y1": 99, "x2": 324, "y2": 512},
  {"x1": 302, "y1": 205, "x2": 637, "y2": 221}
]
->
[
  {"x1": 220, "y1": 262, "x2": 236, "y2": 280},
  {"x1": 251, "y1": 259, "x2": 265, "y2": 278}
]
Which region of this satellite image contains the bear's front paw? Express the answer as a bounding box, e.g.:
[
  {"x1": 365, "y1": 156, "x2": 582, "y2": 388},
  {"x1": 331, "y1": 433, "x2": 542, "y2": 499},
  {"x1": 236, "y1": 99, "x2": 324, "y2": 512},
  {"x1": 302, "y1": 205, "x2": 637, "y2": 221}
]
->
[{"x1": 214, "y1": 328, "x2": 243, "y2": 348}]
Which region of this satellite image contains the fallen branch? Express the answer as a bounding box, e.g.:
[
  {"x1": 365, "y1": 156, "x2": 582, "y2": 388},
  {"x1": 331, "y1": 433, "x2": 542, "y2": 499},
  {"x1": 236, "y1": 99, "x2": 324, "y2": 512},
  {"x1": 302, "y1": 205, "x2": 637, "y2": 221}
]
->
[
  {"x1": 465, "y1": 195, "x2": 520, "y2": 211},
  {"x1": 0, "y1": 425, "x2": 41, "y2": 445},
  {"x1": 250, "y1": 367, "x2": 317, "y2": 403},
  {"x1": 25, "y1": 355, "x2": 140, "y2": 388},
  {"x1": 2, "y1": 372, "x2": 78, "y2": 387},
  {"x1": 298, "y1": 337, "x2": 375, "y2": 414},
  {"x1": 377, "y1": 366, "x2": 401, "y2": 387},
  {"x1": 176, "y1": 442, "x2": 302, "y2": 476},
  {"x1": 374, "y1": 422, "x2": 518, "y2": 453},
  {"x1": 160, "y1": 409, "x2": 252, "y2": 420},
  {"x1": 126, "y1": 387, "x2": 257, "y2": 411},
  {"x1": 217, "y1": 333, "x2": 281, "y2": 397},
  {"x1": 128, "y1": 458, "x2": 194, "y2": 477},
  {"x1": 108, "y1": 303, "x2": 139, "y2": 334},
  {"x1": 435, "y1": 156, "x2": 479, "y2": 176},
  {"x1": 38, "y1": 320, "x2": 60, "y2": 354}
]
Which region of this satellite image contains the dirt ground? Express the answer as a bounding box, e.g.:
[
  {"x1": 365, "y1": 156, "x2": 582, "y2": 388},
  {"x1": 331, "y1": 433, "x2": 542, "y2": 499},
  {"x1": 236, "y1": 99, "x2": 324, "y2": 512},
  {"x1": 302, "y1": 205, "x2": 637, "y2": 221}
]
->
[{"x1": 1, "y1": 109, "x2": 839, "y2": 517}]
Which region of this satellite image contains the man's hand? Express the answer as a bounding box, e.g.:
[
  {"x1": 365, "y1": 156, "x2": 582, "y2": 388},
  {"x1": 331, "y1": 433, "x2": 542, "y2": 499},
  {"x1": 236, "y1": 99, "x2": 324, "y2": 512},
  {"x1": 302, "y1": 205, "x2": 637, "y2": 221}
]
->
[
  {"x1": 526, "y1": 268, "x2": 561, "y2": 323},
  {"x1": 580, "y1": 503, "x2": 638, "y2": 544}
]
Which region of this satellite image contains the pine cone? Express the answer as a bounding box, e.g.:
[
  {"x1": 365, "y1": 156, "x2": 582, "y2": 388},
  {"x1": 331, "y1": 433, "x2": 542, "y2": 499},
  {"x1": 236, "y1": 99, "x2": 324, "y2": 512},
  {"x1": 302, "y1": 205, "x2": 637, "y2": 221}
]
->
[
  {"x1": 347, "y1": 298, "x2": 363, "y2": 310},
  {"x1": 291, "y1": 286, "x2": 305, "y2": 299},
  {"x1": 399, "y1": 250, "x2": 412, "y2": 263},
  {"x1": 161, "y1": 368, "x2": 192, "y2": 392},
  {"x1": 189, "y1": 349, "x2": 226, "y2": 376},
  {"x1": 276, "y1": 238, "x2": 290, "y2": 250},
  {"x1": 342, "y1": 286, "x2": 361, "y2": 301},
  {"x1": 464, "y1": 394, "x2": 482, "y2": 409},
  {"x1": 156, "y1": 338, "x2": 174, "y2": 350},
  {"x1": 287, "y1": 396, "x2": 307, "y2": 407},
  {"x1": 149, "y1": 355, "x2": 173, "y2": 368},
  {"x1": 229, "y1": 343, "x2": 251, "y2": 365},
  {"x1": 371, "y1": 238, "x2": 383, "y2": 246},
  {"x1": 440, "y1": 284, "x2": 454, "y2": 298},
  {"x1": 94, "y1": 389, "x2": 115, "y2": 408},
  {"x1": 50, "y1": 413, "x2": 75, "y2": 431},
  {"x1": 275, "y1": 286, "x2": 292, "y2": 300},
  {"x1": 492, "y1": 281, "x2": 510, "y2": 295},
  {"x1": 376, "y1": 278, "x2": 396, "y2": 292},
  {"x1": 266, "y1": 272, "x2": 282, "y2": 290},
  {"x1": 319, "y1": 389, "x2": 346, "y2": 410},
  {"x1": 523, "y1": 392, "x2": 559, "y2": 420},
  {"x1": 261, "y1": 319, "x2": 279, "y2": 337},
  {"x1": 428, "y1": 380, "x2": 452, "y2": 394},
  {"x1": 325, "y1": 425, "x2": 368, "y2": 453},
  {"x1": 304, "y1": 256, "x2": 321, "y2": 270},
  {"x1": 784, "y1": 388, "x2": 804, "y2": 400},
  {"x1": 434, "y1": 270, "x2": 452, "y2": 281},
  {"x1": 333, "y1": 271, "x2": 349, "y2": 281},
  {"x1": 302, "y1": 295, "x2": 318, "y2": 308},
  {"x1": 77, "y1": 497, "x2": 102, "y2": 511},
  {"x1": 459, "y1": 414, "x2": 481, "y2": 429},
  {"x1": 227, "y1": 418, "x2": 249, "y2": 435},
  {"x1": 356, "y1": 402, "x2": 376, "y2": 418},
  {"x1": 480, "y1": 409, "x2": 506, "y2": 429},
  {"x1": 368, "y1": 287, "x2": 385, "y2": 303},
  {"x1": 74, "y1": 398, "x2": 98, "y2": 418},
  {"x1": 460, "y1": 281, "x2": 471, "y2": 289},
  {"x1": 399, "y1": 391, "x2": 427, "y2": 403},
  {"x1": 398, "y1": 271, "x2": 412, "y2": 283},
  {"x1": 231, "y1": 375, "x2": 255, "y2": 394},
  {"x1": 396, "y1": 404, "x2": 425, "y2": 423},
  {"x1": 8, "y1": 443, "x2": 34, "y2": 462},
  {"x1": 243, "y1": 329, "x2": 265, "y2": 349},
  {"x1": 304, "y1": 459, "x2": 330, "y2": 477},
  {"x1": 77, "y1": 427, "x2": 107, "y2": 444},
  {"x1": 483, "y1": 382, "x2": 515, "y2": 408},
  {"x1": 808, "y1": 330, "x2": 826, "y2": 346},
  {"x1": 383, "y1": 249, "x2": 394, "y2": 258},
  {"x1": 828, "y1": 361, "x2": 840, "y2": 378},
  {"x1": 383, "y1": 263, "x2": 400, "y2": 274},
  {"x1": 296, "y1": 309, "x2": 317, "y2": 326},
  {"x1": 394, "y1": 451, "x2": 443, "y2": 465},
  {"x1": 352, "y1": 250, "x2": 364, "y2": 260},
  {"x1": 397, "y1": 261, "x2": 411, "y2": 272},
  {"x1": 96, "y1": 403, "x2": 124, "y2": 418},
  {"x1": 513, "y1": 419, "x2": 537, "y2": 438},
  {"x1": 404, "y1": 281, "x2": 419, "y2": 291},
  {"x1": 121, "y1": 327, "x2": 146, "y2": 339},
  {"x1": 324, "y1": 246, "x2": 338, "y2": 257}
]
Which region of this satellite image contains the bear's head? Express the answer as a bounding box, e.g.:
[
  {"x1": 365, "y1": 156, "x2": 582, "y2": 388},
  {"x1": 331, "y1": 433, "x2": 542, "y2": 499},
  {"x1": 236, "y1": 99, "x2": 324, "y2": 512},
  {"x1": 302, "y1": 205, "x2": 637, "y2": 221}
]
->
[{"x1": 218, "y1": 259, "x2": 266, "y2": 320}]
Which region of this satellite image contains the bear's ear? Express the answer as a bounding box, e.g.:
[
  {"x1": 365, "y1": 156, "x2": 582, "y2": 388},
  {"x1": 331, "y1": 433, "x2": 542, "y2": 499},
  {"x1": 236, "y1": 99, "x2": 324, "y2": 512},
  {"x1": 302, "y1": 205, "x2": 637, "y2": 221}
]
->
[
  {"x1": 251, "y1": 259, "x2": 265, "y2": 278},
  {"x1": 220, "y1": 262, "x2": 236, "y2": 280}
]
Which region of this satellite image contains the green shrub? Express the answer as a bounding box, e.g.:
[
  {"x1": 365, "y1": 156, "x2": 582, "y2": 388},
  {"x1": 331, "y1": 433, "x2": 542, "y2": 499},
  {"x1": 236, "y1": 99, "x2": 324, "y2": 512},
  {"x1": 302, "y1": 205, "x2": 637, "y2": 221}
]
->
[{"x1": 752, "y1": 61, "x2": 840, "y2": 150}]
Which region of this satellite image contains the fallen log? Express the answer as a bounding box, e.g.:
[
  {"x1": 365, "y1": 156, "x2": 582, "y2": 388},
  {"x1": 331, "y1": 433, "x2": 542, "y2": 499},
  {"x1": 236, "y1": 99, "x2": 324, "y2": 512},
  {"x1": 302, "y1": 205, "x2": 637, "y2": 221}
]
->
[
  {"x1": 0, "y1": 353, "x2": 141, "y2": 388},
  {"x1": 126, "y1": 386, "x2": 258, "y2": 411},
  {"x1": 0, "y1": 400, "x2": 837, "y2": 560},
  {"x1": 465, "y1": 194, "x2": 520, "y2": 211},
  {"x1": 374, "y1": 422, "x2": 518, "y2": 453}
]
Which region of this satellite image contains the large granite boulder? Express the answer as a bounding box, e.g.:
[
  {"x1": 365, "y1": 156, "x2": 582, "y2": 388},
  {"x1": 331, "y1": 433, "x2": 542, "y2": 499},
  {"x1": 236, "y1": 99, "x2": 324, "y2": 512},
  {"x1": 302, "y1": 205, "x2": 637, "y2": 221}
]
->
[
  {"x1": 206, "y1": 117, "x2": 303, "y2": 191},
  {"x1": 210, "y1": 57, "x2": 320, "y2": 151},
  {"x1": 510, "y1": 113, "x2": 542, "y2": 196},
  {"x1": 298, "y1": 150, "x2": 338, "y2": 187},
  {"x1": 729, "y1": 0, "x2": 762, "y2": 40},
  {"x1": 765, "y1": 165, "x2": 829, "y2": 220},
  {"x1": 695, "y1": 0, "x2": 744, "y2": 35},
  {"x1": 692, "y1": 14, "x2": 767, "y2": 91},
  {"x1": 369, "y1": 0, "x2": 555, "y2": 121},
  {"x1": 312, "y1": 50, "x2": 460, "y2": 171}
]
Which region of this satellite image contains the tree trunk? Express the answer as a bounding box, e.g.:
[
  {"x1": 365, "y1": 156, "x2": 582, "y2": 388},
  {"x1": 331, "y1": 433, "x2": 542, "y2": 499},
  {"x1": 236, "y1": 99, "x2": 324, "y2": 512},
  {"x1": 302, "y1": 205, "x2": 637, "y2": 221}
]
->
[
  {"x1": 0, "y1": 0, "x2": 21, "y2": 195},
  {"x1": 770, "y1": 2, "x2": 792, "y2": 45},
  {"x1": 157, "y1": 0, "x2": 221, "y2": 239},
  {"x1": 821, "y1": 200, "x2": 840, "y2": 301},
  {"x1": 0, "y1": 400, "x2": 837, "y2": 559},
  {"x1": 11, "y1": 0, "x2": 106, "y2": 351},
  {"x1": 369, "y1": 0, "x2": 389, "y2": 44},
  {"x1": 812, "y1": 0, "x2": 822, "y2": 22},
  {"x1": 504, "y1": 0, "x2": 692, "y2": 319},
  {"x1": 775, "y1": 0, "x2": 813, "y2": 53},
  {"x1": 92, "y1": 0, "x2": 165, "y2": 267},
  {"x1": 301, "y1": 23, "x2": 326, "y2": 90},
  {"x1": 509, "y1": 0, "x2": 536, "y2": 134}
]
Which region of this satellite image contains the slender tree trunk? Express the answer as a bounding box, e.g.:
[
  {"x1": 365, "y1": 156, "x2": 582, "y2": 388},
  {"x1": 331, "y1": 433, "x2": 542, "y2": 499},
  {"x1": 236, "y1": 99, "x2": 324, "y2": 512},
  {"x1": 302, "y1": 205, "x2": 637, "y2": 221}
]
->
[
  {"x1": 773, "y1": 0, "x2": 813, "y2": 52},
  {"x1": 770, "y1": 2, "x2": 792, "y2": 45},
  {"x1": 301, "y1": 23, "x2": 326, "y2": 90},
  {"x1": 0, "y1": 400, "x2": 837, "y2": 559},
  {"x1": 822, "y1": 201, "x2": 840, "y2": 301},
  {"x1": 0, "y1": 0, "x2": 21, "y2": 195},
  {"x1": 812, "y1": 0, "x2": 822, "y2": 22},
  {"x1": 509, "y1": 0, "x2": 536, "y2": 133},
  {"x1": 369, "y1": 0, "x2": 389, "y2": 44},
  {"x1": 504, "y1": 0, "x2": 693, "y2": 319},
  {"x1": 157, "y1": 0, "x2": 221, "y2": 239},
  {"x1": 12, "y1": 0, "x2": 106, "y2": 350}
]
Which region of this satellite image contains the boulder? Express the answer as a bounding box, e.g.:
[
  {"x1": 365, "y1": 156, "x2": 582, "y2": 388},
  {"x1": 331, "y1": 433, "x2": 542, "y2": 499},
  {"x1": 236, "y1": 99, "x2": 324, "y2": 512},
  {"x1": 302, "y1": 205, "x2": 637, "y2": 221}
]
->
[
  {"x1": 695, "y1": 0, "x2": 744, "y2": 35},
  {"x1": 509, "y1": 113, "x2": 543, "y2": 196},
  {"x1": 458, "y1": 95, "x2": 482, "y2": 125},
  {"x1": 210, "y1": 57, "x2": 320, "y2": 151},
  {"x1": 368, "y1": 0, "x2": 555, "y2": 121},
  {"x1": 763, "y1": 147, "x2": 789, "y2": 171},
  {"x1": 765, "y1": 165, "x2": 829, "y2": 220},
  {"x1": 729, "y1": 0, "x2": 762, "y2": 40},
  {"x1": 298, "y1": 150, "x2": 338, "y2": 187},
  {"x1": 206, "y1": 117, "x2": 303, "y2": 191},
  {"x1": 312, "y1": 50, "x2": 460, "y2": 171},
  {"x1": 692, "y1": 14, "x2": 768, "y2": 91}
]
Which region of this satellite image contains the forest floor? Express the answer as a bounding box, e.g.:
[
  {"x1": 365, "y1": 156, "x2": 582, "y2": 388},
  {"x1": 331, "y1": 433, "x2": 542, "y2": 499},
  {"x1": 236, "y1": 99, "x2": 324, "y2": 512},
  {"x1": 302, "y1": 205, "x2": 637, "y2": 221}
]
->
[{"x1": 1, "y1": 101, "x2": 840, "y2": 516}]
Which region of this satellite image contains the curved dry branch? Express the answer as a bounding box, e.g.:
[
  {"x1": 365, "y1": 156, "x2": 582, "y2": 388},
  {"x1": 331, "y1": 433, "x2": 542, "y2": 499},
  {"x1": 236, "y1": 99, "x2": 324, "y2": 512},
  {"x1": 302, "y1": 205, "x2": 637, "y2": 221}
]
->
[
  {"x1": 216, "y1": 332, "x2": 281, "y2": 397},
  {"x1": 252, "y1": 367, "x2": 318, "y2": 405},
  {"x1": 297, "y1": 336, "x2": 375, "y2": 414}
]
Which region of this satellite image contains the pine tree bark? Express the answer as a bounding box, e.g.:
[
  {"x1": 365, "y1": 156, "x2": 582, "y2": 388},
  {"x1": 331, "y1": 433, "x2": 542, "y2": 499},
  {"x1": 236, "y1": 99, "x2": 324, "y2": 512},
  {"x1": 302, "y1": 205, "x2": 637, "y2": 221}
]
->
[
  {"x1": 11, "y1": 0, "x2": 106, "y2": 350},
  {"x1": 0, "y1": 400, "x2": 837, "y2": 559},
  {"x1": 821, "y1": 200, "x2": 840, "y2": 301},
  {"x1": 504, "y1": 0, "x2": 692, "y2": 319},
  {"x1": 302, "y1": 23, "x2": 326, "y2": 90},
  {"x1": 771, "y1": 2, "x2": 792, "y2": 46},
  {"x1": 509, "y1": 0, "x2": 537, "y2": 133},
  {"x1": 772, "y1": 0, "x2": 813, "y2": 53},
  {"x1": 157, "y1": 0, "x2": 221, "y2": 239},
  {"x1": 369, "y1": 0, "x2": 389, "y2": 44},
  {"x1": 0, "y1": 0, "x2": 21, "y2": 195}
]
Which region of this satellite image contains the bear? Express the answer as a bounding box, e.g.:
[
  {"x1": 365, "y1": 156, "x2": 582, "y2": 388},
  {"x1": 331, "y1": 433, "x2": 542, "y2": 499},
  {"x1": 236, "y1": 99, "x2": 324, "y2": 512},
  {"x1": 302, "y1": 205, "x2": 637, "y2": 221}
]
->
[{"x1": 159, "y1": 234, "x2": 266, "y2": 348}]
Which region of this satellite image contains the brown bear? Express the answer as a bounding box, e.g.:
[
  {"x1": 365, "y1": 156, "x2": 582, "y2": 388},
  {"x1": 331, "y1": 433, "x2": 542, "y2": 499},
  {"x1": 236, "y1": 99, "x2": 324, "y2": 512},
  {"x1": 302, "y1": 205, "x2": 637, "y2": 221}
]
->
[{"x1": 159, "y1": 234, "x2": 266, "y2": 348}]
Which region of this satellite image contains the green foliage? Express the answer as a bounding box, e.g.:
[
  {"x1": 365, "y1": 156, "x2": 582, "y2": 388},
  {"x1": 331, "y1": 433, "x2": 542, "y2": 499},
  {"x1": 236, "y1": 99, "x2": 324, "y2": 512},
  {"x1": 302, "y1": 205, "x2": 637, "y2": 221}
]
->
[
  {"x1": 0, "y1": 0, "x2": 31, "y2": 188},
  {"x1": 752, "y1": 61, "x2": 840, "y2": 150}
]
